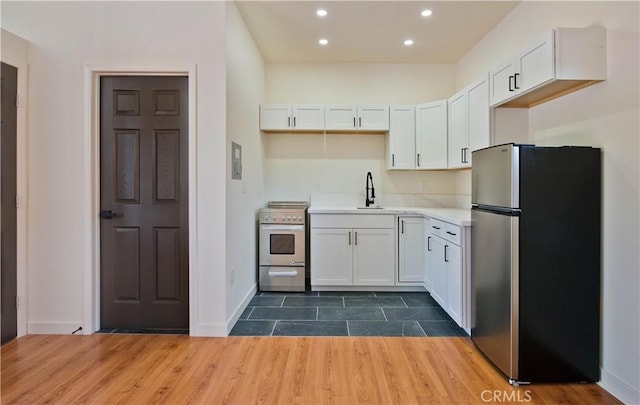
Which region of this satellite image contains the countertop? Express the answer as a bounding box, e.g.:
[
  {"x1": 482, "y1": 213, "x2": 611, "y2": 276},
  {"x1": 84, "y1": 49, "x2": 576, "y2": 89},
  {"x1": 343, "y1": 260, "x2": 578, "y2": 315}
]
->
[{"x1": 308, "y1": 206, "x2": 471, "y2": 226}]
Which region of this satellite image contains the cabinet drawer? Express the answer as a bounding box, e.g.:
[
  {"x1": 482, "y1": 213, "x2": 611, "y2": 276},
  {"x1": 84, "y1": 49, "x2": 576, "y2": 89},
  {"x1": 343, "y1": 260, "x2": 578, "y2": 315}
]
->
[
  {"x1": 311, "y1": 214, "x2": 394, "y2": 229},
  {"x1": 428, "y1": 218, "x2": 461, "y2": 245},
  {"x1": 444, "y1": 223, "x2": 462, "y2": 245},
  {"x1": 429, "y1": 218, "x2": 447, "y2": 238}
]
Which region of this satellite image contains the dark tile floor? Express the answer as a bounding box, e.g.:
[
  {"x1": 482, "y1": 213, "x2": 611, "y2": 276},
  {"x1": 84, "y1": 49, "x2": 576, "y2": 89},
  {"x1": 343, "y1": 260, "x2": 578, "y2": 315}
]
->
[{"x1": 230, "y1": 291, "x2": 468, "y2": 337}]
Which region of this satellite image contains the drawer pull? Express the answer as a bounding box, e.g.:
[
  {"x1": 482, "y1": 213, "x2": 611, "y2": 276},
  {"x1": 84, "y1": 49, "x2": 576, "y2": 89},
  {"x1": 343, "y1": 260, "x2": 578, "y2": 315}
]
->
[
  {"x1": 432, "y1": 226, "x2": 441, "y2": 230},
  {"x1": 268, "y1": 270, "x2": 299, "y2": 277},
  {"x1": 446, "y1": 231, "x2": 456, "y2": 236}
]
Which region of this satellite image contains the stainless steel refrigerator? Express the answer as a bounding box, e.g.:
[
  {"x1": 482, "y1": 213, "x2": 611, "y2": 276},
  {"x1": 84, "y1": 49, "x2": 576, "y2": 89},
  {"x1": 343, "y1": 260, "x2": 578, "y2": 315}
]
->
[{"x1": 471, "y1": 143, "x2": 601, "y2": 384}]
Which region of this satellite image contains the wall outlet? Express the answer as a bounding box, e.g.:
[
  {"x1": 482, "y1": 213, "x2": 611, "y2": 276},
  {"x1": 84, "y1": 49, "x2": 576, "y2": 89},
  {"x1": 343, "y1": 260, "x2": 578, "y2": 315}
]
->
[{"x1": 420, "y1": 181, "x2": 427, "y2": 193}]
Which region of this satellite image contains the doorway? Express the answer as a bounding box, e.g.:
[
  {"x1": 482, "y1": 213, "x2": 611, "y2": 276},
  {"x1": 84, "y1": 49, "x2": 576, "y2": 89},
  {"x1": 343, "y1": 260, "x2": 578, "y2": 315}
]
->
[
  {"x1": 100, "y1": 76, "x2": 189, "y2": 330},
  {"x1": 1, "y1": 62, "x2": 18, "y2": 344}
]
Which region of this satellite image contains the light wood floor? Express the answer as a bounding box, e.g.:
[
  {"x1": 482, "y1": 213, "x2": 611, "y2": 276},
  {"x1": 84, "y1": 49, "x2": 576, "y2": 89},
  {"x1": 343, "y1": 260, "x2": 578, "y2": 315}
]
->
[{"x1": 1, "y1": 334, "x2": 619, "y2": 404}]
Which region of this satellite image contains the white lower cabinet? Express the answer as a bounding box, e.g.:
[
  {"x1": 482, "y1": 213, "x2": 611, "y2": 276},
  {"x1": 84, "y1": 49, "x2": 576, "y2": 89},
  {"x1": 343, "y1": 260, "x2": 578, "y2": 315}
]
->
[
  {"x1": 310, "y1": 228, "x2": 353, "y2": 286},
  {"x1": 311, "y1": 214, "x2": 395, "y2": 288},
  {"x1": 426, "y1": 219, "x2": 463, "y2": 326},
  {"x1": 398, "y1": 217, "x2": 425, "y2": 283},
  {"x1": 353, "y1": 228, "x2": 395, "y2": 286}
]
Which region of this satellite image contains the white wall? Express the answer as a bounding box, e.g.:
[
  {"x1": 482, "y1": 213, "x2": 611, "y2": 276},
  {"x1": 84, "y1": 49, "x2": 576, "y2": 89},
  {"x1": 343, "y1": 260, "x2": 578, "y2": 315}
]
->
[
  {"x1": 2, "y1": 1, "x2": 229, "y2": 336},
  {"x1": 225, "y1": 2, "x2": 265, "y2": 330},
  {"x1": 265, "y1": 63, "x2": 463, "y2": 207},
  {"x1": 456, "y1": 2, "x2": 640, "y2": 403}
]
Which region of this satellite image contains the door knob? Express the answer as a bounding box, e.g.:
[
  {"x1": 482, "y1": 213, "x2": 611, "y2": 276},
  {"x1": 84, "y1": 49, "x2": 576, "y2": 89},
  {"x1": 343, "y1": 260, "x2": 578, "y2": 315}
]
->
[{"x1": 100, "y1": 210, "x2": 118, "y2": 219}]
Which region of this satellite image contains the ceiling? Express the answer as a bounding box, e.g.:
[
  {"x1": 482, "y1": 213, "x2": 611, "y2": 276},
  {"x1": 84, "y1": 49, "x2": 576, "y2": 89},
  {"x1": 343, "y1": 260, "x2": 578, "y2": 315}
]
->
[{"x1": 235, "y1": 1, "x2": 520, "y2": 64}]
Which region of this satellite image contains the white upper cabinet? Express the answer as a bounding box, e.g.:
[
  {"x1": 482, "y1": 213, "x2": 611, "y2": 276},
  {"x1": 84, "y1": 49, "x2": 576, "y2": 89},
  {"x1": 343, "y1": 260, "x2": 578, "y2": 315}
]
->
[
  {"x1": 387, "y1": 106, "x2": 415, "y2": 170},
  {"x1": 489, "y1": 27, "x2": 606, "y2": 108},
  {"x1": 292, "y1": 105, "x2": 325, "y2": 130},
  {"x1": 325, "y1": 105, "x2": 389, "y2": 131},
  {"x1": 489, "y1": 31, "x2": 553, "y2": 106},
  {"x1": 325, "y1": 105, "x2": 358, "y2": 130},
  {"x1": 447, "y1": 90, "x2": 468, "y2": 169},
  {"x1": 260, "y1": 104, "x2": 324, "y2": 131},
  {"x1": 466, "y1": 77, "x2": 490, "y2": 165},
  {"x1": 259, "y1": 104, "x2": 292, "y2": 131},
  {"x1": 358, "y1": 105, "x2": 390, "y2": 130},
  {"x1": 448, "y1": 76, "x2": 490, "y2": 169},
  {"x1": 415, "y1": 100, "x2": 447, "y2": 169}
]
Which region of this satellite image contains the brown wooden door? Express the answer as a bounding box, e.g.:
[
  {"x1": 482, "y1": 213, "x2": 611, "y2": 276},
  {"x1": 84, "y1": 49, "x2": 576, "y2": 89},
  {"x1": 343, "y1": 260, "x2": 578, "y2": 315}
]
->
[
  {"x1": 100, "y1": 76, "x2": 188, "y2": 330},
  {"x1": 1, "y1": 62, "x2": 18, "y2": 344}
]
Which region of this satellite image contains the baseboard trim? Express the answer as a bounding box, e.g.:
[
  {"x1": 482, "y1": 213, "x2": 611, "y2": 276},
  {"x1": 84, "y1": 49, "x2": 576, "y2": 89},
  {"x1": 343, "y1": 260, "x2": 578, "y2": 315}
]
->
[
  {"x1": 193, "y1": 323, "x2": 227, "y2": 337},
  {"x1": 226, "y1": 284, "x2": 258, "y2": 335},
  {"x1": 28, "y1": 322, "x2": 84, "y2": 335},
  {"x1": 599, "y1": 367, "x2": 640, "y2": 404}
]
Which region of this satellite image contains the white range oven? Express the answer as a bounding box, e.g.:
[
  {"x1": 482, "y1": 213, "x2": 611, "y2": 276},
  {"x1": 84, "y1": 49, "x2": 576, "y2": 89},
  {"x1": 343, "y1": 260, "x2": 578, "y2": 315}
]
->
[{"x1": 259, "y1": 201, "x2": 308, "y2": 292}]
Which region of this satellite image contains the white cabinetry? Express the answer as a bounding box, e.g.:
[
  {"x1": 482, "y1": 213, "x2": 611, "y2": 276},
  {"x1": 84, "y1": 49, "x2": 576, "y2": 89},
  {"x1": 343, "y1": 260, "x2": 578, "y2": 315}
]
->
[
  {"x1": 398, "y1": 217, "x2": 425, "y2": 283},
  {"x1": 447, "y1": 76, "x2": 490, "y2": 168},
  {"x1": 309, "y1": 228, "x2": 353, "y2": 285},
  {"x1": 387, "y1": 106, "x2": 415, "y2": 170},
  {"x1": 387, "y1": 101, "x2": 448, "y2": 170},
  {"x1": 489, "y1": 27, "x2": 606, "y2": 108},
  {"x1": 426, "y1": 218, "x2": 463, "y2": 326},
  {"x1": 311, "y1": 214, "x2": 395, "y2": 288},
  {"x1": 260, "y1": 104, "x2": 324, "y2": 131},
  {"x1": 416, "y1": 100, "x2": 448, "y2": 169},
  {"x1": 353, "y1": 228, "x2": 396, "y2": 286},
  {"x1": 325, "y1": 105, "x2": 389, "y2": 131},
  {"x1": 447, "y1": 91, "x2": 467, "y2": 169}
]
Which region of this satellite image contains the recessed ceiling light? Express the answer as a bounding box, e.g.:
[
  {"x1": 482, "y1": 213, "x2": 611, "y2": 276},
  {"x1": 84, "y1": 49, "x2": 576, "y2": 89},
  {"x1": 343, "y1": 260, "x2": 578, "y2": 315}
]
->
[
  {"x1": 318, "y1": 38, "x2": 329, "y2": 46},
  {"x1": 404, "y1": 39, "x2": 414, "y2": 46},
  {"x1": 421, "y1": 9, "x2": 433, "y2": 17},
  {"x1": 316, "y1": 9, "x2": 328, "y2": 17}
]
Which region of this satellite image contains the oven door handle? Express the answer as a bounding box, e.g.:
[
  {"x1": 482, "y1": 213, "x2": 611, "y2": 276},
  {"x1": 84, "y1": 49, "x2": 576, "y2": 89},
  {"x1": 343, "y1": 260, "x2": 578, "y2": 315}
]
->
[
  {"x1": 268, "y1": 270, "x2": 300, "y2": 277},
  {"x1": 260, "y1": 224, "x2": 305, "y2": 232}
]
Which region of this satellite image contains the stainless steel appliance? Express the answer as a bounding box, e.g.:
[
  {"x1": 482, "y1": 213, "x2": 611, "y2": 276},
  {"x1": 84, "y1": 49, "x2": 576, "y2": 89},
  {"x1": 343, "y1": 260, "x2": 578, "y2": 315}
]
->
[
  {"x1": 471, "y1": 143, "x2": 601, "y2": 385},
  {"x1": 259, "y1": 201, "x2": 309, "y2": 291}
]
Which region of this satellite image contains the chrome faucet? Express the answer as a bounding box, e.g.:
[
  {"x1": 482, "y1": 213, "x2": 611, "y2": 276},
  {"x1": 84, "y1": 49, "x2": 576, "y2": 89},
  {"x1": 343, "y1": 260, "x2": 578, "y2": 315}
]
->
[{"x1": 365, "y1": 171, "x2": 376, "y2": 207}]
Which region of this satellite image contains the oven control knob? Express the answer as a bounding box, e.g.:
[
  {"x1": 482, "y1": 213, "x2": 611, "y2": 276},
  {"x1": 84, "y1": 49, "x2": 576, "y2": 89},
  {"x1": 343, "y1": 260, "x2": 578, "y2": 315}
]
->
[
  {"x1": 297, "y1": 216, "x2": 302, "y2": 220},
  {"x1": 287, "y1": 216, "x2": 291, "y2": 220}
]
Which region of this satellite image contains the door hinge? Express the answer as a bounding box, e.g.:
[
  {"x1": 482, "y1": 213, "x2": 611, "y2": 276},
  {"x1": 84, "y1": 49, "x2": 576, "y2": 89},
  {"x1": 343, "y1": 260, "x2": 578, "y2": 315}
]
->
[
  {"x1": 16, "y1": 296, "x2": 20, "y2": 310},
  {"x1": 16, "y1": 94, "x2": 22, "y2": 108},
  {"x1": 16, "y1": 194, "x2": 21, "y2": 209}
]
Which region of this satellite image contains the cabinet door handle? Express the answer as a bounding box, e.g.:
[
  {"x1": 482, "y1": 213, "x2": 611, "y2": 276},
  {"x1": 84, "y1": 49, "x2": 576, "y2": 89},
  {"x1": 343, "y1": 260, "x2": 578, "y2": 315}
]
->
[
  {"x1": 354, "y1": 231, "x2": 358, "y2": 245},
  {"x1": 417, "y1": 153, "x2": 421, "y2": 167},
  {"x1": 392, "y1": 154, "x2": 395, "y2": 167},
  {"x1": 293, "y1": 116, "x2": 296, "y2": 127},
  {"x1": 461, "y1": 148, "x2": 465, "y2": 164},
  {"x1": 401, "y1": 220, "x2": 404, "y2": 234},
  {"x1": 288, "y1": 116, "x2": 291, "y2": 127},
  {"x1": 359, "y1": 117, "x2": 362, "y2": 127},
  {"x1": 508, "y1": 75, "x2": 514, "y2": 92},
  {"x1": 353, "y1": 117, "x2": 356, "y2": 128},
  {"x1": 444, "y1": 245, "x2": 449, "y2": 262},
  {"x1": 514, "y1": 73, "x2": 520, "y2": 89},
  {"x1": 427, "y1": 236, "x2": 431, "y2": 252},
  {"x1": 348, "y1": 231, "x2": 351, "y2": 245}
]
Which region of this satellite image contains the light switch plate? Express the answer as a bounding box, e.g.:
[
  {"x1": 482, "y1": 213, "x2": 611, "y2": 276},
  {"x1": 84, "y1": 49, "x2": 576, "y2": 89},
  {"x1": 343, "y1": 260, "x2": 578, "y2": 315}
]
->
[{"x1": 231, "y1": 142, "x2": 242, "y2": 180}]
